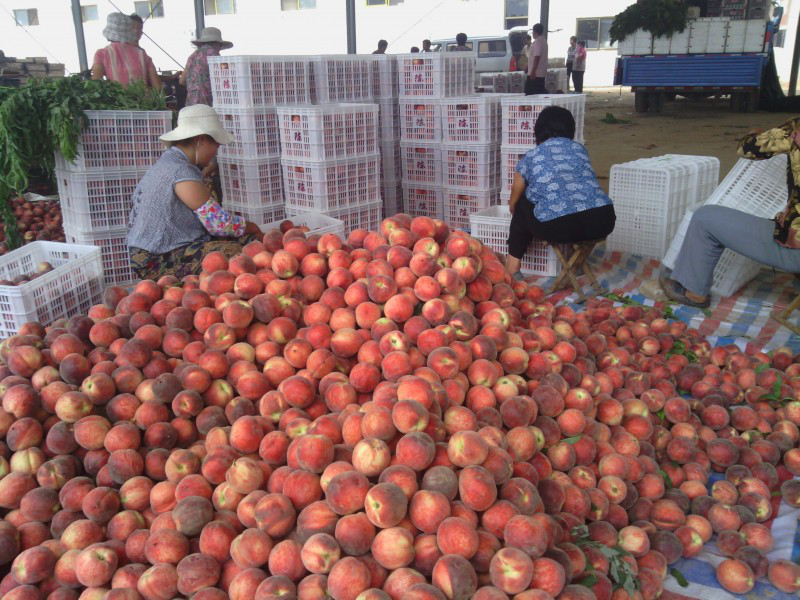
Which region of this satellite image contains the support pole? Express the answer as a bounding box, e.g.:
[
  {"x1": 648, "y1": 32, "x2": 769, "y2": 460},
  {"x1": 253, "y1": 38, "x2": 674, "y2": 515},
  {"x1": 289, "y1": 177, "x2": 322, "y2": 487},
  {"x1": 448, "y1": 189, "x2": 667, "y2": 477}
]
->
[
  {"x1": 540, "y1": 0, "x2": 550, "y2": 35},
  {"x1": 346, "y1": 0, "x2": 357, "y2": 54},
  {"x1": 70, "y1": 0, "x2": 88, "y2": 73},
  {"x1": 194, "y1": 0, "x2": 205, "y2": 39},
  {"x1": 791, "y1": 8, "x2": 800, "y2": 95}
]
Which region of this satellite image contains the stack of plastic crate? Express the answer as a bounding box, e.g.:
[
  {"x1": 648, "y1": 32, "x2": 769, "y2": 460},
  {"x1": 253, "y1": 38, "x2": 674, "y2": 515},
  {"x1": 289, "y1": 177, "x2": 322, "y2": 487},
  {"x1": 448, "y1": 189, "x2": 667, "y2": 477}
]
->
[
  {"x1": 278, "y1": 103, "x2": 382, "y2": 234},
  {"x1": 56, "y1": 110, "x2": 172, "y2": 286},
  {"x1": 210, "y1": 56, "x2": 315, "y2": 226},
  {"x1": 500, "y1": 94, "x2": 586, "y2": 203},
  {"x1": 310, "y1": 55, "x2": 373, "y2": 104},
  {"x1": 370, "y1": 55, "x2": 403, "y2": 216},
  {"x1": 606, "y1": 154, "x2": 720, "y2": 260},
  {"x1": 440, "y1": 95, "x2": 506, "y2": 232},
  {"x1": 398, "y1": 51, "x2": 476, "y2": 219}
]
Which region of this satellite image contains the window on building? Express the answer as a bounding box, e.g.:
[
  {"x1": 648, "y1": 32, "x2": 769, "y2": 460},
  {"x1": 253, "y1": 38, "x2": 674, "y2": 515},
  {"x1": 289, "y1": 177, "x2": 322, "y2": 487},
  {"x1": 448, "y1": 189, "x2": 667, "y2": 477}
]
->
[
  {"x1": 14, "y1": 8, "x2": 38, "y2": 26},
  {"x1": 576, "y1": 17, "x2": 617, "y2": 49},
  {"x1": 281, "y1": 0, "x2": 316, "y2": 10},
  {"x1": 505, "y1": 0, "x2": 528, "y2": 30},
  {"x1": 134, "y1": 1, "x2": 164, "y2": 18},
  {"x1": 366, "y1": 0, "x2": 404, "y2": 6},
  {"x1": 205, "y1": 0, "x2": 236, "y2": 15},
  {"x1": 478, "y1": 40, "x2": 507, "y2": 58},
  {"x1": 81, "y1": 5, "x2": 99, "y2": 22}
]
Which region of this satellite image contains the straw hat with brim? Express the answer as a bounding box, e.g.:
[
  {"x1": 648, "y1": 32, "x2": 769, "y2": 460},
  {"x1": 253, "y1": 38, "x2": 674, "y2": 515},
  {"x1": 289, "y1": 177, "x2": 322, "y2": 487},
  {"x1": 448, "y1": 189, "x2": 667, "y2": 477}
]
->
[
  {"x1": 103, "y1": 12, "x2": 137, "y2": 43},
  {"x1": 192, "y1": 27, "x2": 233, "y2": 49},
  {"x1": 160, "y1": 105, "x2": 234, "y2": 147}
]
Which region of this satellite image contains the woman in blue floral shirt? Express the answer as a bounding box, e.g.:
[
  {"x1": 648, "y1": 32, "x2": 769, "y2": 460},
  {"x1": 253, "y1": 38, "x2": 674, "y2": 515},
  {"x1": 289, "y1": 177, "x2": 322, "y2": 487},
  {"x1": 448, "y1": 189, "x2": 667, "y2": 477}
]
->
[
  {"x1": 506, "y1": 106, "x2": 616, "y2": 280},
  {"x1": 180, "y1": 27, "x2": 232, "y2": 107}
]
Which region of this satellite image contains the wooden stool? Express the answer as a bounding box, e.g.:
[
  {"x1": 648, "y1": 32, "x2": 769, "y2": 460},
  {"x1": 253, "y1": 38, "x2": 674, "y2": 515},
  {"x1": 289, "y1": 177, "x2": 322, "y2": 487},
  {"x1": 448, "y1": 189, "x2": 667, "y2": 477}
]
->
[
  {"x1": 548, "y1": 240, "x2": 605, "y2": 302},
  {"x1": 773, "y1": 275, "x2": 800, "y2": 336}
]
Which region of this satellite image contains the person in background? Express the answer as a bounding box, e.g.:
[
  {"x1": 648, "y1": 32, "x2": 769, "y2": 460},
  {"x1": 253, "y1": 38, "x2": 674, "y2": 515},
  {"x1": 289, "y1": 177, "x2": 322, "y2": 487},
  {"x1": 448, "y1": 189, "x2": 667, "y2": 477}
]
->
[
  {"x1": 524, "y1": 34, "x2": 532, "y2": 58},
  {"x1": 128, "y1": 105, "x2": 262, "y2": 281},
  {"x1": 572, "y1": 40, "x2": 586, "y2": 93},
  {"x1": 518, "y1": 34, "x2": 531, "y2": 72},
  {"x1": 130, "y1": 14, "x2": 144, "y2": 46},
  {"x1": 180, "y1": 27, "x2": 233, "y2": 107},
  {"x1": 657, "y1": 119, "x2": 800, "y2": 308},
  {"x1": 373, "y1": 40, "x2": 388, "y2": 55},
  {"x1": 453, "y1": 33, "x2": 470, "y2": 51},
  {"x1": 506, "y1": 106, "x2": 615, "y2": 281},
  {"x1": 526, "y1": 23, "x2": 548, "y2": 95},
  {"x1": 92, "y1": 12, "x2": 160, "y2": 89},
  {"x1": 422, "y1": 39, "x2": 432, "y2": 52},
  {"x1": 411, "y1": 46, "x2": 420, "y2": 53},
  {"x1": 566, "y1": 36, "x2": 577, "y2": 91}
]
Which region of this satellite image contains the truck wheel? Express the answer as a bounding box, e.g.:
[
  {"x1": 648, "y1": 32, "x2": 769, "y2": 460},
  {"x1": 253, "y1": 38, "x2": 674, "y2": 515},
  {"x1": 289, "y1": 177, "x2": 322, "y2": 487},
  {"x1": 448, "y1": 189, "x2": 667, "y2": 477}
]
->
[
  {"x1": 648, "y1": 92, "x2": 664, "y2": 113},
  {"x1": 746, "y1": 90, "x2": 759, "y2": 113},
  {"x1": 634, "y1": 91, "x2": 649, "y2": 113}
]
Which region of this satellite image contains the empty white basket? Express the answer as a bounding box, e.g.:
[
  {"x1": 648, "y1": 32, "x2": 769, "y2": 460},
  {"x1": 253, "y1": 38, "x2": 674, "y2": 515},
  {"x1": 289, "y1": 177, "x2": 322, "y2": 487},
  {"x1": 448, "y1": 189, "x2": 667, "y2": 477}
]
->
[
  {"x1": 606, "y1": 154, "x2": 720, "y2": 259},
  {"x1": 264, "y1": 212, "x2": 345, "y2": 238},
  {"x1": 310, "y1": 55, "x2": 373, "y2": 104},
  {"x1": 470, "y1": 206, "x2": 559, "y2": 276}
]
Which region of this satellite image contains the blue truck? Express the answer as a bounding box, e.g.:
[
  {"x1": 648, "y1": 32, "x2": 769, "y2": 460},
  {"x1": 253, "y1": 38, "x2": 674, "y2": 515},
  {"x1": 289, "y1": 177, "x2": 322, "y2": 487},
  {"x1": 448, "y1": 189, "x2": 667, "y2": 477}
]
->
[{"x1": 613, "y1": 15, "x2": 780, "y2": 113}]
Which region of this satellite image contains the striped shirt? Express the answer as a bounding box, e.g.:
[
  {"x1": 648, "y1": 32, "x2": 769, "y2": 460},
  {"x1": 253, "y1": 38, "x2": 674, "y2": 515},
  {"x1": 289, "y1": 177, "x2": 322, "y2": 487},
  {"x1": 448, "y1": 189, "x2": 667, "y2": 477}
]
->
[{"x1": 93, "y1": 42, "x2": 154, "y2": 86}]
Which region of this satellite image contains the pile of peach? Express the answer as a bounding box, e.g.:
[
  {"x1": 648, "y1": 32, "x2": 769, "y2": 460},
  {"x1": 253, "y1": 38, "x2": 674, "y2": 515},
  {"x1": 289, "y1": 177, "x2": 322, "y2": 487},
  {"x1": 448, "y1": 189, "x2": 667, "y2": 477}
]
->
[{"x1": 0, "y1": 213, "x2": 799, "y2": 600}]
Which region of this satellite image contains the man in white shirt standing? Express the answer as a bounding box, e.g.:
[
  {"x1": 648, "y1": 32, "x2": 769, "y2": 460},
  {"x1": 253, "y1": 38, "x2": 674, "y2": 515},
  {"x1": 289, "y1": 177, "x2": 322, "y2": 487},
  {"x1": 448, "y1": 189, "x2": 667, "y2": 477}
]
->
[{"x1": 526, "y1": 23, "x2": 548, "y2": 95}]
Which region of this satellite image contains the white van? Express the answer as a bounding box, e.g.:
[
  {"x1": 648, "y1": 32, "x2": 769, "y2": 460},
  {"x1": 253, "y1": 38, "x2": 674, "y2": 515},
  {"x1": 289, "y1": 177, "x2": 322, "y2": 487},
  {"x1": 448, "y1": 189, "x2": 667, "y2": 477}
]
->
[{"x1": 431, "y1": 29, "x2": 529, "y2": 83}]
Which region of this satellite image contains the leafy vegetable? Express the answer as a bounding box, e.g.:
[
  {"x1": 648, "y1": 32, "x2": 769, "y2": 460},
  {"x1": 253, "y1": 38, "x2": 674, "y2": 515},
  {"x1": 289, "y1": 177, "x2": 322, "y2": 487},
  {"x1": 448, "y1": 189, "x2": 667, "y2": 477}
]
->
[
  {"x1": 666, "y1": 340, "x2": 698, "y2": 363},
  {"x1": 610, "y1": 0, "x2": 689, "y2": 43},
  {"x1": 0, "y1": 77, "x2": 167, "y2": 249}
]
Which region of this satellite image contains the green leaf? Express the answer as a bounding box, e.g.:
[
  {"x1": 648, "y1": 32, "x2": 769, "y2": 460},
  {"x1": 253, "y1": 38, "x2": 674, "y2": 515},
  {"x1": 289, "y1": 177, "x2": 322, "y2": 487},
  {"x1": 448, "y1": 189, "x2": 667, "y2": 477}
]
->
[
  {"x1": 755, "y1": 362, "x2": 769, "y2": 374},
  {"x1": 658, "y1": 468, "x2": 674, "y2": 489},
  {"x1": 670, "y1": 568, "x2": 689, "y2": 588},
  {"x1": 656, "y1": 409, "x2": 666, "y2": 423},
  {"x1": 578, "y1": 573, "x2": 599, "y2": 588},
  {"x1": 563, "y1": 435, "x2": 582, "y2": 445}
]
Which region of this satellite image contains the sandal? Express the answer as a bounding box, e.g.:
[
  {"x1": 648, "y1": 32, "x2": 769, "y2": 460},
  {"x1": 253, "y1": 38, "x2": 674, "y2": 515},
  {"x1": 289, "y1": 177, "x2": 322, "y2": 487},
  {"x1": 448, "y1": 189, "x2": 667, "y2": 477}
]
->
[{"x1": 658, "y1": 276, "x2": 710, "y2": 309}]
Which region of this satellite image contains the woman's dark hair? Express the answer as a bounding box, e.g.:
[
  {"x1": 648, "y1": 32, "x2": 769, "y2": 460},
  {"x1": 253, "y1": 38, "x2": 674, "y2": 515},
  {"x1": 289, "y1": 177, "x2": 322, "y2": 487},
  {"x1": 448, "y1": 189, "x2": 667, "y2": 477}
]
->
[
  {"x1": 130, "y1": 14, "x2": 143, "y2": 25},
  {"x1": 534, "y1": 106, "x2": 576, "y2": 144}
]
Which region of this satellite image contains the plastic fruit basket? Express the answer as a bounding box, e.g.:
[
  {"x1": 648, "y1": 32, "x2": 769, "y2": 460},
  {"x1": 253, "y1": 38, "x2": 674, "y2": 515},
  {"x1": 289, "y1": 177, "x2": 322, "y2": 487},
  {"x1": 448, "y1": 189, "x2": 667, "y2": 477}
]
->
[
  {"x1": 501, "y1": 95, "x2": 585, "y2": 147},
  {"x1": 371, "y1": 55, "x2": 399, "y2": 99},
  {"x1": 0, "y1": 241, "x2": 104, "y2": 338},
  {"x1": 501, "y1": 146, "x2": 528, "y2": 194},
  {"x1": 216, "y1": 107, "x2": 281, "y2": 159},
  {"x1": 282, "y1": 154, "x2": 381, "y2": 213},
  {"x1": 56, "y1": 169, "x2": 146, "y2": 232},
  {"x1": 55, "y1": 110, "x2": 171, "y2": 172},
  {"x1": 219, "y1": 157, "x2": 284, "y2": 207},
  {"x1": 470, "y1": 206, "x2": 560, "y2": 276},
  {"x1": 209, "y1": 55, "x2": 313, "y2": 107},
  {"x1": 403, "y1": 184, "x2": 444, "y2": 219},
  {"x1": 442, "y1": 144, "x2": 501, "y2": 190},
  {"x1": 268, "y1": 212, "x2": 345, "y2": 238},
  {"x1": 322, "y1": 200, "x2": 384, "y2": 235},
  {"x1": 704, "y1": 155, "x2": 787, "y2": 218},
  {"x1": 377, "y1": 98, "x2": 401, "y2": 141},
  {"x1": 64, "y1": 227, "x2": 136, "y2": 287},
  {"x1": 309, "y1": 55, "x2": 373, "y2": 104},
  {"x1": 229, "y1": 203, "x2": 286, "y2": 228},
  {"x1": 441, "y1": 95, "x2": 508, "y2": 144},
  {"x1": 380, "y1": 142, "x2": 402, "y2": 184},
  {"x1": 444, "y1": 187, "x2": 500, "y2": 233},
  {"x1": 277, "y1": 104, "x2": 379, "y2": 161},
  {"x1": 397, "y1": 52, "x2": 476, "y2": 98},
  {"x1": 401, "y1": 142, "x2": 442, "y2": 186},
  {"x1": 399, "y1": 99, "x2": 442, "y2": 142},
  {"x1": 383, "y1": 181, "x2": 404, "y2": 217}
]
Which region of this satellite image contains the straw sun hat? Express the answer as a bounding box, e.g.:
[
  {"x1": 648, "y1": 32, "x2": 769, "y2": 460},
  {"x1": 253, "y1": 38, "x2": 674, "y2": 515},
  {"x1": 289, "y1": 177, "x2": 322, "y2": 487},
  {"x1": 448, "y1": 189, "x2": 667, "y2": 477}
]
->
[
  {"x1": 103, "y1": 12, "x2": 137, "y2": 43},
  {"x1": 160, "y1": 105, "x2": 234, "y2": 146},
  {"x1": 192, "y1": 27, "x2": 233, "y2": 49}
]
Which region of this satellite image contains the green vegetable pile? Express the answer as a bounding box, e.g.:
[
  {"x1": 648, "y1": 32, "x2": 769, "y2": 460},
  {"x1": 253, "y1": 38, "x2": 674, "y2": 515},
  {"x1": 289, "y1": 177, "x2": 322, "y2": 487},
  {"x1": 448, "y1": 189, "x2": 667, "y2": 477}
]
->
[
  {"x1": 0, "y1": 77, "x2": 167, "y2": 249},
  {"x1": 610, "y1": 0, "x2": 689, "y2": 44}
]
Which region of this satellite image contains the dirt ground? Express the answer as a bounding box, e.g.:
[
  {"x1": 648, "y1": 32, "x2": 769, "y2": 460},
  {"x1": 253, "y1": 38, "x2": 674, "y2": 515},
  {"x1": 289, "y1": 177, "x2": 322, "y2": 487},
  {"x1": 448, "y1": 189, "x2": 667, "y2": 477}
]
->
[{"x1": 583, "y1": 88, "x2": 797, "y2": 192}]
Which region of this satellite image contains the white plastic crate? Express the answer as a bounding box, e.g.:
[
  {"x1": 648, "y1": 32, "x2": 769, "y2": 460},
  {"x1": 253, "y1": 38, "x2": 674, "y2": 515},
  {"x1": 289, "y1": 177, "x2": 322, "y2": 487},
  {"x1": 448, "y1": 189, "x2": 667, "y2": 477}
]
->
[
  {"x1": 397, "y1": 52, "x2": 476, "y2": 98},
  {"x1": 230, "y1": 204, "x2": 286, "y2": 227},
  {"x1": 444, "y1": 187, "x2": 500, "y2": 232},
  {"x1": 219, "y1": 157, "x2": 284, "y2": 207},
  {"x1": 282, "y1": 154, "x2": 381, "y2": 213},
  {"x1": 501, "y1": 146, "x2": 528, "y2": 194},
  {"x1": 704, "y1": 155, "x2": 787, "y2": 218},
  {"x1": 64, "y1": 227, "x2": 135, "y2": 287},
  {"x1": 0, "y1": 241, "x2": 103, "y2": 339},
  {"x1": 322, "y1": 200, "x2": 384, "y2": 235},
  {"x1": 479, "y1": 72, "x2": 525, "y2": 94},
  {"x1": 545, "y1": 69, "x2": 568, "y2": 94},
  {"x1": 383, "y1": 181, "x2": 404, "y2": 217},
  {"x1": 501, "y1": 95, "x2": 586, "y2": 147},
  {"x1": 441, "y1": 95, "x2": 508, "y2": 144},
  {"x1": 264, "y1": 212, "x2": 345, "y2": 238},
  {"x1": 399, "y1": 99, "x2": 442, "y2": 142},
  {"x1": 56, "y1": 169, "x2": 146, "y2": 232},
  {"x1": 277, "y1": 104, "x2": 379, "y2": 161},
  {"x1": 607, "y1": 155, "x2": 720, "y2": 259},
  {"x1": 442, "y1": 144, "x2": 501, "y2": 190},
  {"x1": 371, "y1": 55, "x2": 398, "y2": 99},
  {"x1": 400, "y1": 142, "x2": 442, "y2": 186},
  {"x1": 470, "y1": 206, "x2": 559, "y2": 276},
  {"x1": 662, "y1": 209, "x2": 762, "y2": 297},
  {"x1": 403, "y1": 184, "x2": 444, "y2": 219},
  {"x1": 209, "y1": 55, "x2": 312, "y2": 108},
  {"x1": 310, "y1": 55, "x2": 373, "y2": 104},
  {"x1": 55, "y1": 110, "x2": 171, "y2": 172},
  {"x1": 500, "y1": 190, "x2": 510, "y2": 205},
  {"x1": 380, "y1": 141, "x2": 402, "y2": 184},
  {"x1": 377, "y1": 99, "x2": 401, "y2": 141},
  {"x1": 215, "y1": 107, "x2": 280, "y2": 159}
]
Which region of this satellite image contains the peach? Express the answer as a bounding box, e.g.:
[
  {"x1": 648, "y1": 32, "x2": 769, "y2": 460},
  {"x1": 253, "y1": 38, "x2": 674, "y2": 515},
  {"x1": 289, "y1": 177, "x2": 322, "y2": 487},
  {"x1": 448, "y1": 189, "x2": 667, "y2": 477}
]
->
[
  {"x1": 328, "y1": 556, "x2": 371, "y2": 600},
  {"x1": 716, "y1": 558, "x2": 754, "y2": 594},
  {"x1": 431, "y1": 554, "x2": 477, "y2": 600},
  {"x1": 489, "y1": 547, "x2": 534, "y2": 594},
  {"x1": 768, "y1": 559, "x2": 800, "y2": 593}
]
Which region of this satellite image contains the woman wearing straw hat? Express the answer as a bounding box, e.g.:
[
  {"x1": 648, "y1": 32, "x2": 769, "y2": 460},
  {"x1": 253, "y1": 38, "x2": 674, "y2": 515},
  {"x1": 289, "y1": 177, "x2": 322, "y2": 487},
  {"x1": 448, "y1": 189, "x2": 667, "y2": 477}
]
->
[
  {"x1": 92, "y1": 12, "x2": 160, "y2": 89},
  {"x1": 180, "y1": 27, "x2": 233, "y2": 107},
  {"x1": 128, "y1": 105, "x2": 262, "y2": 281}
]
